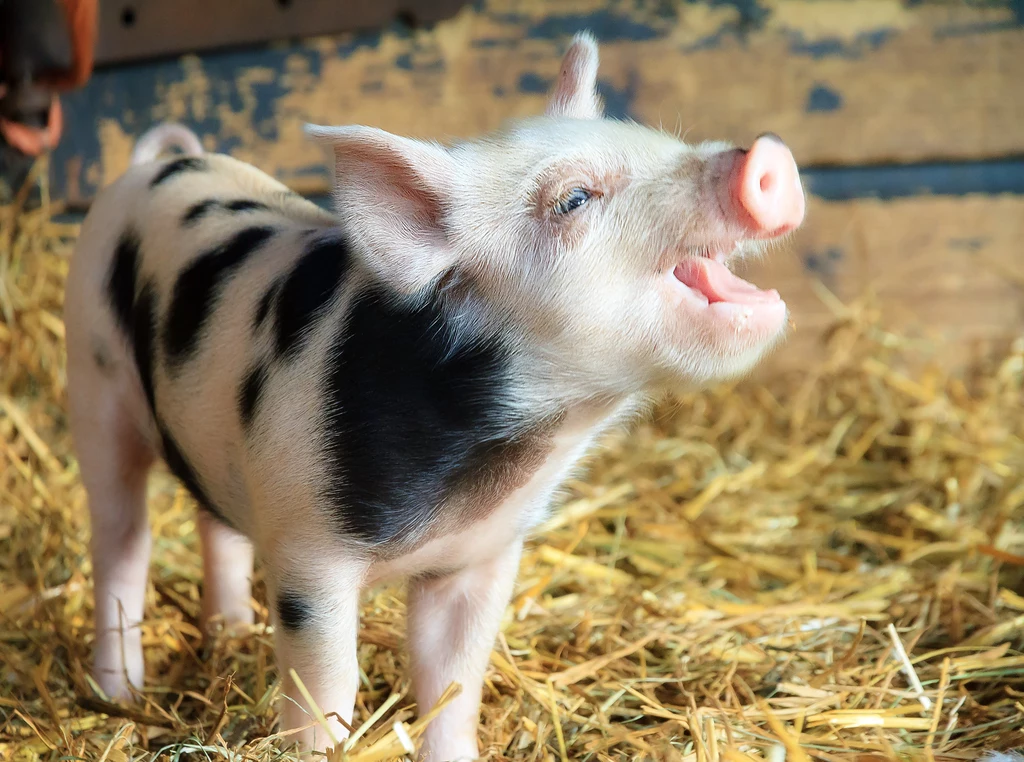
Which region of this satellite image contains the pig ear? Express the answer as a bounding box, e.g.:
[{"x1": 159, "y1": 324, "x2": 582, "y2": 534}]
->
[
  {"x1": 304, "y1": 124, "x2": 456, "y2": 294},
  {"x1": 545, "y1": 32, "x2": 603, "y2": 120}
]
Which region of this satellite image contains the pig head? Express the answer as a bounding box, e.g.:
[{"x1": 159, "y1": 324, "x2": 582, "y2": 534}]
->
[{"x1": 63, "y1": 32, "x2": 805, "y2": 760}]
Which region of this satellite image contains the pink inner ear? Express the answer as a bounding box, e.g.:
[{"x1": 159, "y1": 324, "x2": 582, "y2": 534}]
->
[
  {"x1": 545, "y1": 40, "x2": 602, "y2": 120},
  {"x1": 335, "y1": 140, "x2": 448, "y2": 231}
]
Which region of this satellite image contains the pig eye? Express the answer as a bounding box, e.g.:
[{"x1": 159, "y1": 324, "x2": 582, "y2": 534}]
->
[{"x1": 553, "y1": 188, "x2": 592, "y2": 215}]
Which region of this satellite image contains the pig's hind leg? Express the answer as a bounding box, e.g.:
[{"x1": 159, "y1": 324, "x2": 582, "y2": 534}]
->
[
  {"x1": 407, "y1": 539, "x2": 524, "y2": 761},
  {"x1": 197, "y1": 510, "x2": 255, "y2": 632},
  {"x1": 67, "y1": 365, "x2": 156, "y2": 701}
]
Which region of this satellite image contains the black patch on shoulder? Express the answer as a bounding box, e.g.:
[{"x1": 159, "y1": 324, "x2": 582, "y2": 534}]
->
[
  {"x1": 182, "y1": 199, "x2": 219, "y2": 226},
  {"x1": 274, "y1": 237, "x2": 350, "y2": 361},
  {"x1": 151, "y1": 156, "x2": 206, "y2": 188},
  {"x1": 163, "y1": 226, "x2": 276, "y2": 367},
  {"x1": 253, "y1": 279, "x2": 281, "y2": 332},
  {"x1": 323, "y1": 287, "x2": 518, "y2": 544},
  {"x1": 224, "y1": 199, "x2": 269, "y2": 213},
  {"x1": 106, "y1": 228, "x2": 141, "y2": 335},
  {"x1": 276, "y1": 592, "x2": 313, "y2": 631},
  {"x1": 239, "y1": 362, "x2": 268, "y2": 430},
  {"x1": 132, "y1": 283, "x2": 159, "y2": 412}
]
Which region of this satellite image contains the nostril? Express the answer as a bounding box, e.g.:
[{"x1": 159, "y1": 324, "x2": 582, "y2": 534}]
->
[{"x1": 731, "y1": 135, "x2": 804, "y2": 235}]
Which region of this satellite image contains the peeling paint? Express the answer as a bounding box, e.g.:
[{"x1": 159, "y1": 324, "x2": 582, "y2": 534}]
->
[
  {"x1": 806, "y1": 84, "x2": 843, "y2": 112},
  {"x1": 597, "y1": 74, "x2": 638, "y2": 121},
  {"x1": 787, "y1": 28, "x2": 895, "y2": 59},
  {"x1": 517, "y1": 72, "x2": 551, "y2": 94},
  {"x1": 157, "y1": 55, "x2": 213, "y2": 123},
  {"x1": 471, "y1": 37, "x2": 518, "y2": 48},
  {"x1": 763, "y1": 0, "x2": 914, "y2": 57},
  {"x1": 49, "y1": 0, "x2": 1024, "y2": 205},
  {"x1": 675, "y1": 3, "x2": 746, "y2": 50},
  {"x1": 525, "y1": 11, "x2": 663, "y2": 41},
  {"x1": 765, "y1": 0, "x2": 912, "y2": 39},
  {"x1": 934, "y1": 20, "x2": 1018, "y2": 38},
  {"x1": 802, "y1": 246, "x2": 843, "y2": 283},
  {"x1": 697, "y1": 0, "x2": 770, "y2": 31},
  {"x1": 947, "y1": 237, "x2": 988, "y2": 252},
  {"x1": 97, "y1": 120, "x2": 133, "y2": 190}
]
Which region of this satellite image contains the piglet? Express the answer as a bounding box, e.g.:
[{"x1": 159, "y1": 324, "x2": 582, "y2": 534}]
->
[{"x1": 64, "y1": 33, "x2": 805, "y2": 759}]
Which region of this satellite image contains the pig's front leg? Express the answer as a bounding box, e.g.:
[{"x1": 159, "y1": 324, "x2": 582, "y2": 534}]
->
[
  {"x1": 269, "y1": 557, "x2": 368, "y2": 752},
  {"x1": 408, "y1": 539, "x2": 524, "y2": 761}
]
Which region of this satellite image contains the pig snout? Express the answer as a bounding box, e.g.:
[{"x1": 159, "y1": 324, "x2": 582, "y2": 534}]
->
[{"x1": 730, "y1": 134, "x2": 805, "y2": 237}]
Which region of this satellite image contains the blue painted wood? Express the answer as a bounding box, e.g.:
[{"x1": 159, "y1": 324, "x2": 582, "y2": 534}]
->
[
  {"x1": 51, "y1": 29, "x2": 379, "y2": 204},
  {"x1": 802, "y1": 158, "x2": 1024, "y2": 201},
  {"x1": 42, "y1": 0, "x2": 1024, "y2": 207}
]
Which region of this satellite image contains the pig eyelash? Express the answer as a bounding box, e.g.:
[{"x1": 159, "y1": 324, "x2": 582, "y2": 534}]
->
[{"x1": 552, "y1": 187, "x2": 593, "y2": 216}]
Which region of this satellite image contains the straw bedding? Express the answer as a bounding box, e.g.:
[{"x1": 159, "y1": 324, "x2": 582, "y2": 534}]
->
[{"x1": 2, "y1": 163, "x2": 1023, "y2": 761}]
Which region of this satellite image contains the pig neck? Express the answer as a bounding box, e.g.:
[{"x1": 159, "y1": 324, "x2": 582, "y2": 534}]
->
[
  {"x1": 427, "y1": 273, "x2": 647, "y2": 424},
  {"x1": 434, "y1": 284, "x2": 653, "y2": 458},
  {"x1": 317, "y1": 273, "x2": 644, "y2": 549}
]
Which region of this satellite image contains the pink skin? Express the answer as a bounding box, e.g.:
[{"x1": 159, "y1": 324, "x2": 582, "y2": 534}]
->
[
  {"x1": 732, "y1": 134, "x2": 806, "y2": 237},
  {"x1": 670, "y1": 134, "x2": 805, "y2": 345}
]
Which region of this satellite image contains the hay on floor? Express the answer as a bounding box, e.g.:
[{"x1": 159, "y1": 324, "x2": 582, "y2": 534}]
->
[{"x1": 1, "y1": 162, "x2": 1023, "y2": 761}]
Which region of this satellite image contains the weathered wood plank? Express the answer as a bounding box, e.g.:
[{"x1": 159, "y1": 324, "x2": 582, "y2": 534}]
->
[
  {"x1": 93, "y1": 0, "x2": 469, "y2": 65},
  {"x1": 803, "y1": 159, "x2": 1024, "y2": 201},
  {"x1": 50, "y1": 0, "x2": 1024, "y2": 206},
  {"x1": 746, "y1": 194, "x2": 1024, "y2": 374}
]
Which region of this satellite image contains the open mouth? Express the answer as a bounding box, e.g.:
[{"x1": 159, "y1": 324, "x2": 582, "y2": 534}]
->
[{"x1": 671, "y1": 247, "x2": 780, "y2": 306}]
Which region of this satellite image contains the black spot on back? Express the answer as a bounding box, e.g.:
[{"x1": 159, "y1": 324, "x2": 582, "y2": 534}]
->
[
  {"x1": 163, "y1": 226, "x2": 276, "y2": 367},
  {"x1": 324, "y1": 287, "x2": 519, "y2": 544},
  {"x1": 104, "y1": 225, "x2": 227, "y2": 523},
  {"x1": 150, "y1": 156, "x2": 206, "y2": 188},
  {"x1": 276, "y1": 591, "x2": 313, "y2": 630},
  {"x1": 132, "y1": 284, "x2": 158, "y2": 412},
  {"x1": 183, "y1": 199, "x2": 270, "y2": 227},
  {"x1": 253, "y1": 279, "x2": 281, "y2": 332},
  {"x1": 274, "y1": 237, "x2": 350, "y2": 360},
  {"x1": 224, "y1": 199, "x2": 269, "y2": 213},
  {"x1": 106, "y1": 229, "x2": 141, "y2": 335},
  {"x1": 106, "y1": 229, "x2": 160, "y2": 413},
  {"x1": 239, "y1": 362, "x2": 268, "y2": 430},
  {"x1": 182, "y1": 199, "x2": 219, "y2": 226}
]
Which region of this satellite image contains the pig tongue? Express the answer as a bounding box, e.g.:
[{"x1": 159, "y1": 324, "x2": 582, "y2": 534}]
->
[{"x1": 673, "y1": 258, "x2": 779, "y2": 304}]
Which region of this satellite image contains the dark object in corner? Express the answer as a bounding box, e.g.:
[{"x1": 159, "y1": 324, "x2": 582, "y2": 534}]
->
[
  {"x1": 0, "y1": 0, "x2": 97, "y2": 204},
  {"x1": 0, "y1": 0, "x2": 97, "y2": 156}
]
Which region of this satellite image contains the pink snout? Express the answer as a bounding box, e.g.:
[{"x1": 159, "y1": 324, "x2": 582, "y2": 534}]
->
[{"x1": 731, "y1": 134, "x2": 806, "y2": 237}]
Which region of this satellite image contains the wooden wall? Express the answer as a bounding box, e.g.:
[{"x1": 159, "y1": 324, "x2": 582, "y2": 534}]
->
[{"x1": 47, "y1": 0, "x2": 1024, "y2": 373}]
